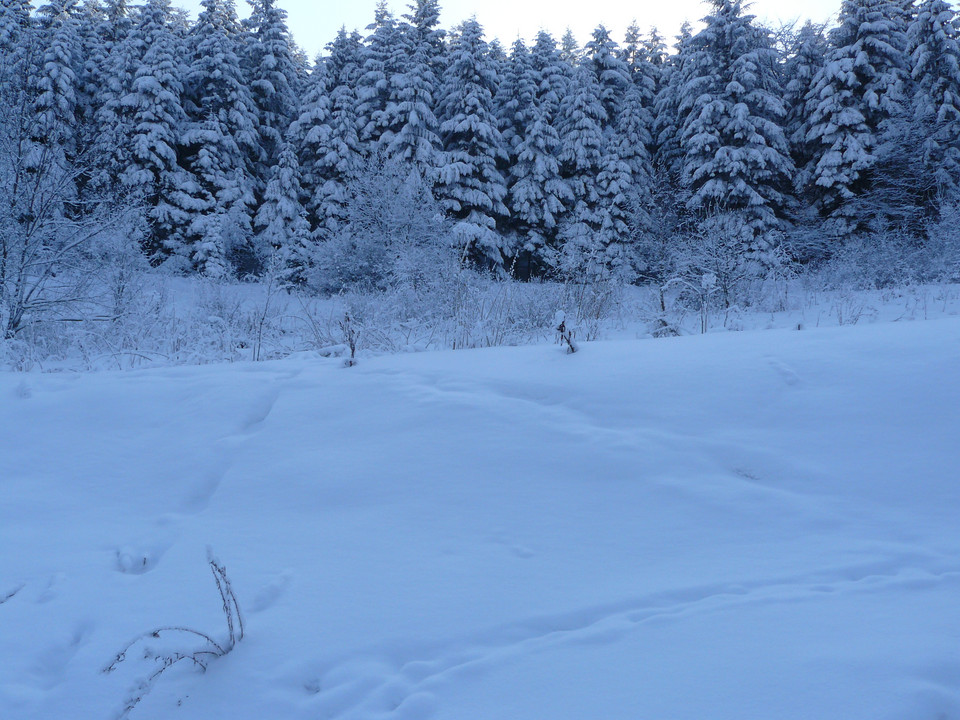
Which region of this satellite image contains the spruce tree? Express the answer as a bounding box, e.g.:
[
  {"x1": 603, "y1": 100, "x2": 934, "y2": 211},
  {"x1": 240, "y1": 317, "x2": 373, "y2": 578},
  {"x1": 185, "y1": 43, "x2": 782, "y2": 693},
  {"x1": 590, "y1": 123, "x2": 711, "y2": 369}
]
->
[
  {"x1": 531, "y1": 30, "x2": 569, "y2": 121},
  {"x1": 909, "y1": 0, "x2": 960, "y2": 206},
  {"x1": 802, "y1": 0, "x2": 911, "y2": 229},
  {"x1": 500, "y1": 38, "x2": 570, "y2": 272},
  {"x1": 387, "y1": 1, "x2": 442, "y2": 168},
  {"x1": 254, "y1": 143, "x2": 311, "y2": 282},
  {"x1": 679, "y1": 0, "x2": 794, "y2": 259},
  {"x1": 435, "y1": 18, "x2": 509, "y2": 269},
  {"x1": 652, "y1": 22, "x2": 695, "y2": 191},
  {"x1": 90, "y1": 0, "x2": 138, "y2": 192},
  {"x1": 182, "y1": 0, "x2": 259, "y2": 274},
  {"x1": 355, "y1": 2, "x2": 407, "y2": 153},
  {"x1": 121, "y1": 0, "x2": 196, "y2": 261},
  {"x1": 556, "y1": 65, "x2": 607, "y2": 274},
  {"x1": 32, "y1": 0, "x2": 80, "y2": 159},
  {"x1": 244, "y1": 0, "x2": 300, "y2": 177},
  {"x1": 584, "y1": 25, "x2": 631, "y2": 133},
  {"x1": 782, "y1": 22, "x2": 828, "y2": 184}
]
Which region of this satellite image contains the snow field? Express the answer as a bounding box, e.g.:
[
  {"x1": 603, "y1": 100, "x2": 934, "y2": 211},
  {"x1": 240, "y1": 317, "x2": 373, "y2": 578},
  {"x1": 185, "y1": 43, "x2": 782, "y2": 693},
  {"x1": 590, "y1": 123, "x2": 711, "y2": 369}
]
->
[{"x1": 1, "y1": 318, "x2": 959, "y2": 719}]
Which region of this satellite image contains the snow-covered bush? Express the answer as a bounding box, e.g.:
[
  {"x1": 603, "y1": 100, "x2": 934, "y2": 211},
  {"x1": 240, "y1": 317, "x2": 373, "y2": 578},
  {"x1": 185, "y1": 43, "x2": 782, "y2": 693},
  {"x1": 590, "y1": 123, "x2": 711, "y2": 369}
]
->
[{"x1": 309, "y1": 158, "x2": 453, "y2": 295}]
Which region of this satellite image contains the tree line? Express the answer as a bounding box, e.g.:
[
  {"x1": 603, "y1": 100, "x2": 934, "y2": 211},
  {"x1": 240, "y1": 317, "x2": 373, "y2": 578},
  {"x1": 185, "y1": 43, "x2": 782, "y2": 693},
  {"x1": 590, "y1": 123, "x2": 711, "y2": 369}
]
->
[{"x1": 1, "y1": 0, "x2": 959, "y2": 324}]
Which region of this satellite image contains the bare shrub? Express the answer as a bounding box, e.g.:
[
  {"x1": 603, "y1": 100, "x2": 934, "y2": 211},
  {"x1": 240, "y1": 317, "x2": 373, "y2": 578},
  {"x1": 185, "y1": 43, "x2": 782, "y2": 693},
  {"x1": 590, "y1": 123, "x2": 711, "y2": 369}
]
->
[{"x1": 103, "y1": 550, "x2": 244, "y2": 719}]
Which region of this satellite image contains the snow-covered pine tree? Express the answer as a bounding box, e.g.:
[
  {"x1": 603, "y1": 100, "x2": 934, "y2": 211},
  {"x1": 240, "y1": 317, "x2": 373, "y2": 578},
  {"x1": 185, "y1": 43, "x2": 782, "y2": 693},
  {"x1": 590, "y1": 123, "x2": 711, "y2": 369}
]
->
[
  {"x1": 621, "y1": 20, "x2": 643, "y2": 70},
  {"x1": 0, "y1": 0, "x2": 31, "y2": 54},
  {"x1": 679, "y1": 0, "x2": 794, "y2": 261},
  {"x1": 652, "y1": 21, "x2": 695, "y2": 194},
  {"x1": 583, "y1": 25, "x2": 631, "y2": 133},
  {"x1": 556, "y1": 65, "x2": 608, "y2": 276},
  {"x1": 387, "y1": 0, "x2": 442, "y2": 169},
  {"x1": 290, "y1": 52, "x2": 362, "y2": 242},
  {"x1": 620, "y1": 23, "x2": 660, "y2": 241},
  {"x1": 290, "y1": 59, "x2": 333, "y2": 233},
  {"x1": 89, "y1": 0, "x2": 139, "y2": 193},
  {"x1": 531, "y1": 30, "x2": 569, "y2": 121},
  {"x1": 181, "y1": 0, "x2": 259, "y2": 275},
  {"x1": 325, "y1": 26, "x2": 364, "y2": 87},
  {"x1": 487, "y1": 38, "x2": 508, "y2": 81},
  {"x1": 355, "y1": 1, "x2": 407, "y2": 154},
  {"x1": 120, "y1": 0, "x2": 198, "y2": 261},
  {"x1": 243, "y1": 0, "x2": 300, "y2": 180},
  {"x1": 435, "y1": 18, "x2": 509, "y2": 269},
  {"x1": 496, "y1": 38, "x2": 534, "y2": 162},
  {"x1": 642, "y1": 27, "x2": 669, "y2": 97},
  {"x1": 616, "y1": 79, "x2": 655, "y2": 256},
  {"x1": 253, "y1": 142, "x2": 310, "y2": 283},
  {"x1": 560, "y1": 28, "x2": 580, "y2": 64},
  {"x1": 624, "y1": 25, "x2": 660, "y2": 121},
  {"x1": 32, "y1": 0, "x2": 79, "y2": 162},
  {"x1": 782, "y1": 22, "x2": 828, "y2": 190},
  {"x1": 909, "y1": 0, "x2": 960, "y2": 208},
  {"x1": 0, "y1": 0, "x2": 33, "y2": 103},
  {"x1": 74, "y1": 1, "x2": 107, "y2": 164},
  {"x1": 403, "y1": 0, "x2": 445, "y2": 70},
  {"x1": 801, "y1": 0, "x2": 911, "y2": 231},
  {"x1": 499, "y1": 38, "x2": 571, "y2": 274}
]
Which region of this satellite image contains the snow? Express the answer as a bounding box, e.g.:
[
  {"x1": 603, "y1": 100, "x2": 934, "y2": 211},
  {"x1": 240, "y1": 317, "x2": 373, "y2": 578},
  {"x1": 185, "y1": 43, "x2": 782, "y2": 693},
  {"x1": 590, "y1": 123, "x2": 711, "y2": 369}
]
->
[{"x1": 2, "y1": 317, "x2": 959, "y2": 719}]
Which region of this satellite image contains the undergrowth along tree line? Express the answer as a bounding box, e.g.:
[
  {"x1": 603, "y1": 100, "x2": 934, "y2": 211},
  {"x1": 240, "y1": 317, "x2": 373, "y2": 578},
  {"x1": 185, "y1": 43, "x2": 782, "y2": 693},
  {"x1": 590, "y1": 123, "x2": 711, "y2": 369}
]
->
[{"x1": 1, "y1": 0, "x2": 960, "y2": 347}]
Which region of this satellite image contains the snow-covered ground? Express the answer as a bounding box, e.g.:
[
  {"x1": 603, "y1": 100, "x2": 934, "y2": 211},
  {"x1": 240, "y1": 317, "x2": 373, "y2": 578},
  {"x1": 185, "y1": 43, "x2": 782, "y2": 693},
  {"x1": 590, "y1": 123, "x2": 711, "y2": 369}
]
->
[{"x1": 2, "y1": 316, "x2": 959, "y2": 719}]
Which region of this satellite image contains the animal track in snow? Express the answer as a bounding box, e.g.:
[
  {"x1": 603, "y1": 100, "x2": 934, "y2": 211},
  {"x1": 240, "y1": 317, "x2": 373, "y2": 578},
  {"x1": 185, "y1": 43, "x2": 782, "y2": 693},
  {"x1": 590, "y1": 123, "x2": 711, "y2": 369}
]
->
[
  {"x1": 249, "y1": 570, "x2": 293, "y2": 613},
  {"x1": 306, "y1": 561, "x2": 960, "y2": 720},
  {"x1": 0, "y1": 583, "x2": 24, "y2": 604},
  {"x1": 766, "y1": 356, "x2": 802, "y2": 386},
  {"x1": 114, "y1": 522, "x2": 177, "y2": 574},
  {"x1": 115, "y1": 543, "x2": 169, "y2": 575}
]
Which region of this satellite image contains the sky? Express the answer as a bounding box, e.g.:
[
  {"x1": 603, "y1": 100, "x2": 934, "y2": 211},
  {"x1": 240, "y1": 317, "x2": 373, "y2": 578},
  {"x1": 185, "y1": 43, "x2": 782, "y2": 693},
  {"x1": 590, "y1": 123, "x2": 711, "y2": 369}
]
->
[{"x1": 179, "y1": 0, "x2": 844, "y2": 57}]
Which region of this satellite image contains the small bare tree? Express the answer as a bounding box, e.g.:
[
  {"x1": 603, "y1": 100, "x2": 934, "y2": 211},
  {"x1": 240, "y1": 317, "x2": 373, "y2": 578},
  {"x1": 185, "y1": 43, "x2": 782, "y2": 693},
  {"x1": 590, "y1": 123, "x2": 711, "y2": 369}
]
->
[{"x1": 0, "y1": 53, "x2": 120, "y2": 339}]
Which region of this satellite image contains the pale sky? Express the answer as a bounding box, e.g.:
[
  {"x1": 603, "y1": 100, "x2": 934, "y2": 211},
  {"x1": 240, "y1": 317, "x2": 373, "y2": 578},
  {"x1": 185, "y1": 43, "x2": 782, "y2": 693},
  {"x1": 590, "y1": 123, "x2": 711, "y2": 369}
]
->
[{"x1": 179, "y1": 0, "x2": 845, "y2": 57}]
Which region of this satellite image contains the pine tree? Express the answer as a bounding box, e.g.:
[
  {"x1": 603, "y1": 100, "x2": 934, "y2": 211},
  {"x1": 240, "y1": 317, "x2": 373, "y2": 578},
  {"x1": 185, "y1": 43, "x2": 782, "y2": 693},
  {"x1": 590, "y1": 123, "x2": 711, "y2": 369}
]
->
[
  {"x1": 909, "y1": 0, "x2": 960, "y2": 206},
  {"x1": 584, "y1": 25, "x2": 631, "y2": 132},
  {"x1": 290, "y1": 56, "x2": 362, "y2": 241},
  {"x1": 782, "y1": 22, "x2": 828, "y2": 182},
  {"x1": 435, "y1": 18, "x2": 509, "y2": 269},
  {"x1": 74, "y1": 1, "x2": 107, "y2": 160},
  {"x1": 643, "y1": 27, "x2": 669, "y2": 96},
  {"x1": 500, "y1": 38, "x2": 570, "y2": 272},
  {"x1": 0, "y1": 0, "x2": 33, "y2": 98},
  {"x1": 244, "y1": 0, "x2": 300, "y2": 177},
  {"x1": 355, "y1": 1, "x2": 407, "y2": 153},
  {"x1": 531, "y1": 30, "x2": 569, "y2": 121},
  {"x1": 802, "y1": 0, "x2": 911, "y2": 228},
  {"x1": 622, "y1": 20, "x2": 643, "y2": 69},
  {"x1": 90, "y1": 0, "x2": 138, "y2": 192},
  {"x1": 32, "y1": 0, "x2": 80, "y2": 159},
  {"x1": 652, "y1": 22, "x2": 695, "y2": 190},
  {"x1": 679, "y1": 0, "x2": 795, "y2": 258},
  {"x1": 616, "y1": 80, "x2": 655, "y2": 245},
  {"x1": 556, "y1": 65, "x2": 607, "y2": 273},
  {"x1": 387, "y1": 0, "x2": 442, "y2": 168},
  {"x1": 495, "y1": 38, "x2": 530, "y2": 155},
  {"x1": 325, "y1": 26, "x2": 364, "y2": 87},
  {"x1": 403, "y1": 0, "x2": 445, "y2": 72},
  {"x1": 181, "y1": 0, "x2": 259, "y2": 274},
  {"x1": 254, "y1": 143, "x2": 311, "y2": 282},
  {"x1": 0, "y1": 0, "x2": 31, "y2": 55},
  {"x1": 290, "y1": 60, "x2": 332, "y2": 232},
  {"x1": 121, "y1": 0, "x2": 197, "y2": 260},
  {"x1": 560, "y1": 28, "x2": 580, "y2": 64}
]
